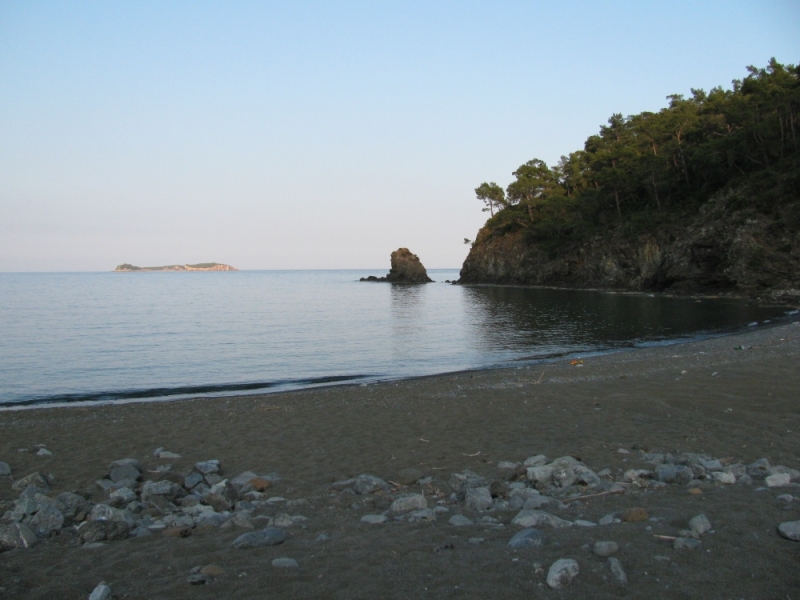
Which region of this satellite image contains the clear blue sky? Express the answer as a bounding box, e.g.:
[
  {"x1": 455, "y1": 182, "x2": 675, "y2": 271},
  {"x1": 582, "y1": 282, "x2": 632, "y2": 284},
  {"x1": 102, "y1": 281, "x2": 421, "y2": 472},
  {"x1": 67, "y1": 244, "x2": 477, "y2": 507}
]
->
[{"x1": 1, "y1": 1, "x2": 798, "y2": 271}]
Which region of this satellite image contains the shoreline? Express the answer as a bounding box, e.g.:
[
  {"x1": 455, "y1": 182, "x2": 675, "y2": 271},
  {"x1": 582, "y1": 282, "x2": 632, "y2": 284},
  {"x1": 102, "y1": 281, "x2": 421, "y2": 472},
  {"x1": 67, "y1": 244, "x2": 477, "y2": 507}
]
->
[{"x1": 1, "y1": 322, "x2": 799, "y2": 598}]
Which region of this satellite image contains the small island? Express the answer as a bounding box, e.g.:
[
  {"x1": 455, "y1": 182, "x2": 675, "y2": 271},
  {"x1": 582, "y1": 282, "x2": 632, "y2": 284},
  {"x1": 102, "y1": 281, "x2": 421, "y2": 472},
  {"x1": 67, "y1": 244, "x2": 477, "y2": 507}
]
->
[{"x1": 114, "y1": 263, "x2": 238, "y2": 272}]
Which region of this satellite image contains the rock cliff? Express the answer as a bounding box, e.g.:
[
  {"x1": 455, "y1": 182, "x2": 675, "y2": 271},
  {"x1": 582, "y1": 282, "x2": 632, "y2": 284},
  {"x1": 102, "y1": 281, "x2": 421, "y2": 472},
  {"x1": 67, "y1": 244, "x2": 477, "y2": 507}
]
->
[
  {"x1": 361, "y1": 248, "x2": 433, "y2": 283},
  {"x1": 459, "y1": 191, "x2": 800, "y2": 303}
]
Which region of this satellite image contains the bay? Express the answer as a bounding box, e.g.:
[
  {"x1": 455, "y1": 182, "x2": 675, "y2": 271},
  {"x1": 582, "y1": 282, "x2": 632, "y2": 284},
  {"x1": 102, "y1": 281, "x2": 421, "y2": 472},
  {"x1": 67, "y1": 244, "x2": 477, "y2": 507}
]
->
[{"x1": 0, "y1": 270, "x2": 791, "y2": 407}]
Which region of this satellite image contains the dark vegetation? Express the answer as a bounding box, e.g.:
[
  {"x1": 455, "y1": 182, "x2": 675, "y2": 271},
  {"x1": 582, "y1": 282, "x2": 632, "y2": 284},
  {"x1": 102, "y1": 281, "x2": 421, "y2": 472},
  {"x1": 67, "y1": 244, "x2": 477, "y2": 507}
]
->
[{"x1": 475, "y1": 59, "x2": 800, "y2": 248}]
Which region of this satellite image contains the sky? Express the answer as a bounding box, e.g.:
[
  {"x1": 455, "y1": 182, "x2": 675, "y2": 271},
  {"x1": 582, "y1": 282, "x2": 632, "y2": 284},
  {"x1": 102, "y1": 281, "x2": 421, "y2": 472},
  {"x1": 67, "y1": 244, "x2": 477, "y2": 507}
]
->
[{"x1": 1, "y1": 1, "x2": 798, "y2": 271}]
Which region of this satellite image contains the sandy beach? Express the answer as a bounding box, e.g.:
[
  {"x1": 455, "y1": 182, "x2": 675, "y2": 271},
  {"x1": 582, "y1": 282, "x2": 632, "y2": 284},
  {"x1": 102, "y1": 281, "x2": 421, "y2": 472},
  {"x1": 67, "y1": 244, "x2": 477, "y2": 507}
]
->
[{"x1": 1, "y1": 321, "x2": 799, "y2": 599}]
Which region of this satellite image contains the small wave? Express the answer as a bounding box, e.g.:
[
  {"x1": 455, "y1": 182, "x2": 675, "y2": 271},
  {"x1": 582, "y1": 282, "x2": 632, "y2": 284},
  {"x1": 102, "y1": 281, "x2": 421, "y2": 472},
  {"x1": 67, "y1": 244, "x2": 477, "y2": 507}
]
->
[{"x1": 0, "y1": 374, "x2": 370, "y2": 408}]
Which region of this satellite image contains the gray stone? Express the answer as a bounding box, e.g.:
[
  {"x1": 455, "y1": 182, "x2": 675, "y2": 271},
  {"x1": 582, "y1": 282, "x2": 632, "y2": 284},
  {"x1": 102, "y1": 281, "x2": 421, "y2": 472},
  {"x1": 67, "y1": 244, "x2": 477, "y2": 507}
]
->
[
  {"x1": 407, "y1": 509, "x2": 436, "y2": 522},
  {"x1": 497, "y1": 461, "x2": 520, "y2": 470},
  {"x1": 28, "y1": 505, "x2": 64, "y2": 536},
  {"x1": 193, "y1": 460, "x2": 220, "y2": 475},
  {"x1": 229, "y1": 471, "x2": 259, "y2": 489},
  {"x1": 11, "y1": 472, "x2": 49, "y2": 493},
  {"x1": 710, "y1": 472, "x2": 736, "y2": 484},
  {"x1": 511, "y1": 510, "x2": 572, "y2": 529},
  {"x1": 109, "y1": 487, "x2": 137, "y2": 505},
  {"x1": 354, "y1": 474, "x2": 389, "y2": 495},
  {"x1": 448, "y1": 514, "x2": 474, "y2": 526},
  {"x1": 109, "y1": 458, "x2": 142, "y2": 471},
  {"x1": 507, "y1": 527, "x2": 545, "y2": 549},
  {"x1": 330, "y1": 478, "x2": 356, "y2": 490},
  {"x1": 777, "y1": 520, "x2": 800, "y2": 541},
  {"x1": 36, "y1": 447, "x2": 52, "y2": 457},
  {"x1": 573, "y1": 520, "x2": 597, "y2": 527},
  {"x1": 272, "y1": 557, "x2": 299, "y2": 568},
  {"x1": 361, "y1": 514, "x2": 388, "y2": 524},
  {"x1": 57, "y1": 492, "x2": 89, "y2": 512},
  {"x1": 109, "y1": 464, "x2": 141, "y2": 484},
  {"x1": 655, "y1": 464, "x2": 693, "y2": 485},
  {"x1": 184, "y1": 472, "x2": 204, "y2": 490},
  {"x1": 546, "y1": 558, "x2": 579, "y2": 589},
  {"x1": 231, "y1": 527, "x2": 287, "y2": 548},
  {"x1": 90, "y1": 504, "x2": 136, "y2": 526},
  {"x1": 607, "y1": 557, "x2": 627, "y2": 584},
  {"x1": 158, "y1": 451, "x2": 181, "y2": 459},
  {"x1": 701, "y1": 459, "x2": 723, "y2": 471},
  {"x1": 599, "y1": 513, "x2": 616, "y2": 526},
  {"x1": 552, "y1": 466, "x2": 578, "y2": 488},
  {"x1": 194, "y1": 511, "x2": 230, "y2": 527},
  {"x1": 465, "y1": 487, "x2": 493, "y2": 511},
  {"x1": 88, "y1": 582, "x2": 112, "y2": 600},
  {"x1": 514, "y1": 495, "x2": 558, "y2": 510},
  {"x1": 689, "y1": 514, "x2": 712, "y2": 537},
  {"x1": 673, "y1": 537, "x2": 702, "y2": 550},
  {"x1": 574, "y1": 465, "x2": 602, "y2": 486},
  {"x1": 0, "y1": 462, "x2": 11, "y2": 477},
  {"x1": 593, "y1": 541, "x2": 619, "y2": 557},
  {"x1": 747, "y1": 458, "x2": 771, "y2": 478},
  {"x1": 187, "y1": 574, "x2": 211, "y2": 585},
  {"x1": 736, "y1": 474, "x2": 754, "y2": 486},
  {"x1": 141, "y1": 480, "x2": 181, "y2": 501},
  {"x1": 770, "y1": 465, "x2": 800, "y2": 481},
  {"x1": 523, "y1": 454, "x2": 548, "y2": 467},
  {"x1": 526, "y1": 465, "x2": 554, "y2": 484},
  {"x1": 389, "y1": 494, "x2": 427, "y2": 515},
  {"x1": 777, "y1": 494, "x2": 794, "y2": 504},
  {"x1": 0, "y1": 523, "x2": 38, "y2": 551},
  {"x1": 766, "y1": 473, "x2": 792, "y2": 488}
]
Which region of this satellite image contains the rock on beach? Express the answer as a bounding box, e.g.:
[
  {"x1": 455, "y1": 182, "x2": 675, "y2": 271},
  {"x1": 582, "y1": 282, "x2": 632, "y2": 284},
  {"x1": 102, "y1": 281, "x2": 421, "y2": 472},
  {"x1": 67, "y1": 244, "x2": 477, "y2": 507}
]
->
[{"x1": 546, "y1": 558, "x2": 579, "y2": 589}]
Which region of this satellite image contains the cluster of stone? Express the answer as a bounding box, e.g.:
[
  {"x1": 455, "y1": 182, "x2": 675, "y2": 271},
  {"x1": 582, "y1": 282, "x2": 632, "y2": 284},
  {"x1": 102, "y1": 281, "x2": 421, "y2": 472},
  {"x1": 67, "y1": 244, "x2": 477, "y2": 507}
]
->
[
  {"x1": 330, "y1": 450, "x2": 799, "y2": 589},
  {"x1": 0, "y1": 455, "x2": 307, "y2": 553}
]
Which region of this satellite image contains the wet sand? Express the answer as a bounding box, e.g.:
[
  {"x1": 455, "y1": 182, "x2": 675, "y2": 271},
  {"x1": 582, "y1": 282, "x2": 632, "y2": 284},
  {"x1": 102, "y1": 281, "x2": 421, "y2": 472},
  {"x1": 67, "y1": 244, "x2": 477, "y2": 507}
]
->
[{"x1": 1, "y1": 322, "x2": 799, "y2": 599}]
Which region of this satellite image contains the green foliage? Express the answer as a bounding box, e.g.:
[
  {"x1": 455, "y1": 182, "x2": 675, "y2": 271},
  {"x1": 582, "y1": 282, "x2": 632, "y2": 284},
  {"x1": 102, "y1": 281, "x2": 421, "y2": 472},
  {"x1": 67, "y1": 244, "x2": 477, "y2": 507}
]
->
[
  {"x1": 476, "y1": 59, "x2": 800, "y2": 245},
  {"x1": 474, "y1": 182, "x2": 506, "y2": 216}
]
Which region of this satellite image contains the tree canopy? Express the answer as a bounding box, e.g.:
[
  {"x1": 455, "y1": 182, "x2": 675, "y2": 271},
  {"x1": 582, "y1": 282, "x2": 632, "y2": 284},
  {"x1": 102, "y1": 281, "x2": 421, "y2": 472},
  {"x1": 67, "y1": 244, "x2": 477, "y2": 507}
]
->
[{"x1": 474, "y1": 59, "x2": 800, "y2": 244}]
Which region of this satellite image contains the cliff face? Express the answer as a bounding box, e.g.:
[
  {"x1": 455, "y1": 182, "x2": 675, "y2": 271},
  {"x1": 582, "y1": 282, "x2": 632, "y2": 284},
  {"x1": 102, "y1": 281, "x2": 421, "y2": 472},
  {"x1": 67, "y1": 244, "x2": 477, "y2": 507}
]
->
[{"x1": 459, "y1": 192, "x2": 800, "y2": 303}]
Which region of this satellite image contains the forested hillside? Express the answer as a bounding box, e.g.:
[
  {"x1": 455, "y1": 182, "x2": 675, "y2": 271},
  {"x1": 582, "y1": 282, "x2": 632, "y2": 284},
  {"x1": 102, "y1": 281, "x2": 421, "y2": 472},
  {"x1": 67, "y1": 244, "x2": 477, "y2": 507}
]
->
[{"x1": 460, "y1": 60, "x2": 800, "y2": 301}]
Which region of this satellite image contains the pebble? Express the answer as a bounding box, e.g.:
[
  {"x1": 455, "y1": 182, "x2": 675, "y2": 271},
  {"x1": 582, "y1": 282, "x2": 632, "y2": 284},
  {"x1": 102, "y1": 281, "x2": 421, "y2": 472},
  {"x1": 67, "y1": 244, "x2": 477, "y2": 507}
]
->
[
  {"x1": 231, "y1": 527, "x2": 287, "y2": 549},
  {"x1": 607, "y1": 557, "x2": 627, "y2": 584},
  {"x1": 465, "y1": 487, "x2": 493, "y2": 511},
  {"x1": 354, "y1": 474, "x2": 389, "y2": 495},
  {"x1": 573, "y1": 520, "x2": 597, "y2": 527},
  {"x1": 194, "y1": 460, "x2": 220, "y2": 475},
  {"x1": 389, "y1": 494, "x2": 427, "y2": 515},
  {"x1": 621, "y1": 507, "x2": 648, "y2": 522},
  {"x1": 511, "y1": 510, "x2": 572, "y2": 529},
  {"x1": 187, "y1": 574, "x2": 211, "y2": 585},
  {"x1": 546, "y1": 558, "x2": 579, "y2": 589},
  {"x1": 448, "y1": 514, "x2": 474, "y2": 527},
  {"x1": 777, "y1": 520, "x2": 800, "y2": 541},
  {"x1": 523, "y1": 454, "x2": 548, "y2": 467},
  {"x1": 673, "y1": 537, "x2": 702, "y2": 550},
  {"x1": 36, "y1": 448, "x2": 53, "y2": 457},
  {"x1": 765, "y1": 473, "x2": 791, "y2": 488},
  {"x1": 158, "y1": 451, "x2": 182, "y2": 459},
  {"x1": 689, "y1": 514, "x2": 712, "y2": 537},
  {"x1": 272, "y1": 557, "x2": 299, "y2": 568},
  {"x1": 592, "y1": 541, "x2": 619, "y2": 557},
  {"x1": 507, "y1": 527, "x2": 545, "y2": 549},
  {"x1": 361, "y1": 514, "x2": 388, "y2": 524},
  {"x1": 777, "y1": 494, "x2": 794, "y2": 504},
  {"x1": 88, "y1": 582, "x2": 111, "y2": 600},
  {"x1": 0, "y1": 462, "x2": 10, "y2": 476},
  {"x1": 598, "y1": 513, "x2": 616, "y2": 526},
  {"x1": 468, "y1": 537, "x2": 485, "y2": 544}
]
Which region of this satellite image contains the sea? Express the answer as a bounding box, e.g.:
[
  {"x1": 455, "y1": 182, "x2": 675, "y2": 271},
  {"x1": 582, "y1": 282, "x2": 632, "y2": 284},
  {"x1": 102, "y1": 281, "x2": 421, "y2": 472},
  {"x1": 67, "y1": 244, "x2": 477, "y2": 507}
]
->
[{"x1": 0, "y1": 270, "x2": 795, "y2": 409}]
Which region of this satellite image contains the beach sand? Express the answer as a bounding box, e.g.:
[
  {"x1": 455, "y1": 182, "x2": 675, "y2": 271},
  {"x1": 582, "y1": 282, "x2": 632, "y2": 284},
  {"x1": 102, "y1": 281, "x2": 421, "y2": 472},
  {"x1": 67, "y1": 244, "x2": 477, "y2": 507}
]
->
[{"x1": 1, "y1": 322, "x2": 799, "y2": 599}]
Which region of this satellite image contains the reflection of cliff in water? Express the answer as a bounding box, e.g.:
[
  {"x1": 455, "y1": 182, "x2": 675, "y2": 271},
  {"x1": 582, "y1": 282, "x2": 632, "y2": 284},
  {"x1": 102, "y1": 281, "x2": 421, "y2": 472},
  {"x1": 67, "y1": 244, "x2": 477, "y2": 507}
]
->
[{"x1": 460, "y1": 286, "x2": 779, "y2": 358}]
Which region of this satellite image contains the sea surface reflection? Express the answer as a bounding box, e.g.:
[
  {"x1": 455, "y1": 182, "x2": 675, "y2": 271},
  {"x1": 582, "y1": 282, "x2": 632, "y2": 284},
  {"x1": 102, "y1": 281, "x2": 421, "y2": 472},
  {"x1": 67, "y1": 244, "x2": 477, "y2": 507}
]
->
[{"x1": 0, "y1": 270, "x2": 792, "y2": 407}]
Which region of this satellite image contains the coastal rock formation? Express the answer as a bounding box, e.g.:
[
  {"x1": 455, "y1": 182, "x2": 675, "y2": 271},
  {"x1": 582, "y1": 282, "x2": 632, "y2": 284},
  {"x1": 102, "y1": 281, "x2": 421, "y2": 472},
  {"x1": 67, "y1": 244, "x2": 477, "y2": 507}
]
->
[
  {"x1": 360, "y1": 248, "x2": 433, "y2": 283},
  {"x1": 114, "y1": 263, "x2": 237, "y2": 272},
  {"x1": 459, "y1": 192, "x2": 800, "y2": 302}
]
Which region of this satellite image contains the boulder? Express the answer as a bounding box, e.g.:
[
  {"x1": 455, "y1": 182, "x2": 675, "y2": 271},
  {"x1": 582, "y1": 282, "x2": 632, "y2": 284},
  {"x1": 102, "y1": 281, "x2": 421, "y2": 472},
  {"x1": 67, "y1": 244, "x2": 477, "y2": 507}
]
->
[{"x1": 360, "y1": 248, "x2": 433, "y2": 283}]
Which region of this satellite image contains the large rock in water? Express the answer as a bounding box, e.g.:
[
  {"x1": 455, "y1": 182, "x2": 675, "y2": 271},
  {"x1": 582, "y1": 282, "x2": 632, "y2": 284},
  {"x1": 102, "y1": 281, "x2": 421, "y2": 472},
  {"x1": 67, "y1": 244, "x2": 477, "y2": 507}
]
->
[{"x1": 361, "y1": 248, "x2": 433, "y2": 283}]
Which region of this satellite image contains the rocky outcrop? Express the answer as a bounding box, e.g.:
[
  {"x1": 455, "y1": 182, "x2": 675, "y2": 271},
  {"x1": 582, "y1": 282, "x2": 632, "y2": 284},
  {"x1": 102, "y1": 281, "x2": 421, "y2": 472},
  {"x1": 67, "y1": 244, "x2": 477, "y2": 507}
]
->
[
  {"x1": 459, "y1": 192, "x2": 800, "y2": 303},
  {"x1": 361, "y1": 248, "x2": 433, "y2": 283},
  {"x1": 114, "y1": 263, "x2": 237, "y2": 272}
]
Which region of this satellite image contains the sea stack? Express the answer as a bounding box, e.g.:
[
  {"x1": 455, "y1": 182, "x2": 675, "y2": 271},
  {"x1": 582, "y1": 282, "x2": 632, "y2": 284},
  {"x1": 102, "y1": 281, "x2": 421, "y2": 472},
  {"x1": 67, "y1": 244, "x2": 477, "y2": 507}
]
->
[{"x1": 361, "y1": 248, "x2": 433, "y2": 283}]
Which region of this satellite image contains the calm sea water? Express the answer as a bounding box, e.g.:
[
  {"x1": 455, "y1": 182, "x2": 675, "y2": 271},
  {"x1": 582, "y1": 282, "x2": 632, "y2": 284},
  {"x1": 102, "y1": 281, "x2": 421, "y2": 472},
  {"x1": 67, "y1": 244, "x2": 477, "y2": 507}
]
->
[{"x1": 0, "y1": 270, "x2": 793, "y2": 408}]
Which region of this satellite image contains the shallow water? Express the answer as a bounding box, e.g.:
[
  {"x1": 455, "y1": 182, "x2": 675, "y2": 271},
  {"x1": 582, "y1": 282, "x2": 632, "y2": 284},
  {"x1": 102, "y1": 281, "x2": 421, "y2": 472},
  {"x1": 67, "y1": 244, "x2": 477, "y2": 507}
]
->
[{"x1": 0, "y1": 270, "x2": 791, "y2": 406}]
